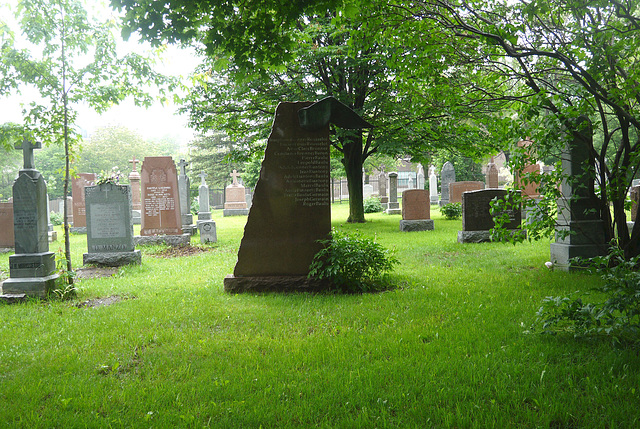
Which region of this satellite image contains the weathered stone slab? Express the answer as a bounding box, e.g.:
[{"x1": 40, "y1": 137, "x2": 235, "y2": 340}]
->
[
  {"x1": 0, "y1": 202, "x2": 15, "y2": 249},
  {"x1": 197, "y1": 220, "x2": 217, "y2": 244},
  {"x1": 83, "y1": 251, "x2": 141, "y2": 267},
  {"x1": 71, "y1": 173, "x2": 97, "y2": 231},
  {"x1": 439, "y1": 162, "x2": 455, "y2": 206},
  {"x1": 133, "y1": 233, "x2": 191, "y2": 246},
  {"x1": 140, "y1": 156, "x2": 183, "y2": 236},
  {"x1": 449, "y1": 181, "x2": 485, "y2": 204}
]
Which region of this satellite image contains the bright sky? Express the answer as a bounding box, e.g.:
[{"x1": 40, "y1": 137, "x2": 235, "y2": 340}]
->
[{"x1": 0, "y1": 0, "x2": 202, "y2": 148}]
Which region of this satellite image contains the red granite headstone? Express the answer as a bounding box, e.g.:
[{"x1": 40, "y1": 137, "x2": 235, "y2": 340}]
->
[
  {"x1": 449, "y1": 181, "x2": 485, "y2": 203},
  {"x1": 72, "y1": 173, "x2": 97, "y2": 228},
  {"x1": 0, "y1": 202, "x2": 15, "y2": 248},
  {"x1": 140, "y1": 156, "x2": 183, "y2": 236},
  {"x1": 402, "y1": 189, "x2": 430, "y2": 220}
]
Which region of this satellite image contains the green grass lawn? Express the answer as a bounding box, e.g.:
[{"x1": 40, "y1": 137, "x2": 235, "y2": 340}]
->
[{"x1": 0, "y1": 204, "x2": 638, "y2": 428}]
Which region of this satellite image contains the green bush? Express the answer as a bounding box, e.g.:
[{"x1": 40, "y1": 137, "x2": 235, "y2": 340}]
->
[
  {"x1": 309, "y1": 229, "x2": 399, "y2": 293},
  {"x1": 50, "y1": 211, "x2": 63, "y2": 226},
  {"x1": 536, "y1": 246, "x2": 640, "y2": 345},
  {"x1": 440, "y1": 202, "x2": 462, "y2": 220},
  {"x1": 363, "y1": 196, "x2": 383, "y2": 213}
]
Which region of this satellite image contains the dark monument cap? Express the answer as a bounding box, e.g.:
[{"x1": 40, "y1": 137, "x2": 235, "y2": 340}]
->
[{"x1": 298, "y1": 96, "x2": 373, "y2": 131}]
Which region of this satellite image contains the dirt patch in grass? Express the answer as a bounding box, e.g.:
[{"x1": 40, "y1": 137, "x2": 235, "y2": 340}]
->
[
  {"x1": 76, "y1": 295, "x2": 133, "y2": 308},
  {"x1": 76, "y1": 267, "x2": 119, "y2": 279},
  {"x1": 150, "y1": 245, "x2": 215, "y2": 258}
]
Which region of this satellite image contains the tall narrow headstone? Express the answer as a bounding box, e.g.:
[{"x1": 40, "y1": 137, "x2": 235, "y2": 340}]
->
[
  {"x1": 485, "y1": 158, "x2": 499, "y2": 188},
  {"x1": 129, "y1": 156, "x2": 142, "y2": 225},
  {"x1": 1, "y1": 138, "x2": 58, "y2": 297},
  {"x1": 223, "y1": 170, "x2": 249, "y2": 216},
  {"x1": 429, "y1": 166, "x2": 438, "y2": 204},
  {"x1": 83, "y1": 183, "x2": 141, "y2": 266},
  {"x1": 177, "y1": 159, "x2": 195, "y2": 234},
  {"x1": 385, "y1": 172, "x2": 401, "y2": 214},
  {"x1": 135, "y1": 156, "x2": 189, "y2": 246},
  {"x1": 417, "y1": 165, "x2": 425, "y2": 190},
  {"x1": 440, "y1": 162, "x2": 455, "y2": 206},
  {"x1": 550, "y1": 117, "x2": 607, "y2": 270},
  {"x1": 378, "y1": 172, "x2": 388, "y2": 207},
  {"x1": 197, "y1": 171, "x2": 211, "y2": 221},
  {"x1": 71, "y1": 173, "x2": 96, "y2": 233},
  {"x1": 224, "y1": 97, "x2": 372, "y2": 292}
]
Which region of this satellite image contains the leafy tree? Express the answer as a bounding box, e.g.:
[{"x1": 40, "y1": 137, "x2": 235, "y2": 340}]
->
[
  {"x1": 187, "y1": 132, "x2": 243, "y2": 188},
  {"x1": 400, "y1": 0, "x2": 640, "y2": 259},
  {"x1": 113, "y1": 0, "x2": 506, "y2": 223},
  {"x1": 0, "y1": 0, "x2": 175, "y2": 279}
]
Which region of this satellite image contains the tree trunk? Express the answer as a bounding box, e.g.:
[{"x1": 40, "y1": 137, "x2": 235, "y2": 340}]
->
[{"x1": 342, "y1": 132, "x2": 365, "y2": 223}]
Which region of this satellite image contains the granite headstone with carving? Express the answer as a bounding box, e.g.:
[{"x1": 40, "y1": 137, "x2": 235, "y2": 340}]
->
[
  {"x1": 83, "y1": 183, "x2": 141, "y2": 266},
  {"x1": 449, "y1": 181, "x2": 485, "y2": 204},
  {"x1": 136, "y1": 156, "x2": 189, "y2": 246},
  {"x1": 1, "y1": 138, "x2": 58, "y2": 297},
  {"x1": 457, "y1": 189, "x2": 522, "y2": 243},
  {"x1": 71, "y1": 173, "x2": 97, "y2": 233},
  {"x1": 224, "y1": 97, "x2": 372, "y2": 292},
  {"x1": 223, "y1": 170, "x2": 249, "y2": 216}
]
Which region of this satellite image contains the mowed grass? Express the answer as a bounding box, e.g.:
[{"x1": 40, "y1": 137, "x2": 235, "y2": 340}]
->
[{"x1": 0, "y1": 204, "x2": 638, "y2": 428}]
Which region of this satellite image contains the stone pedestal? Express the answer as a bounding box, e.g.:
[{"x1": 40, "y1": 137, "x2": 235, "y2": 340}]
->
[
  {"x1": 134, "y1": 233, "x2": 191, "y2": 246},
  {"x1": 400, "y1": 219, "x2": 434, "y2": 232}
]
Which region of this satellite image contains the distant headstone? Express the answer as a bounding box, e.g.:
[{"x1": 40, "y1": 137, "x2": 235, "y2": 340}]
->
[
  {"x1": 198, "y1": 220, "x2": 217, "y2": 244},
  {"x1": 46, "y1": 196, "x2": 56, "y2": 242},
  {"x1": 177, "y1": 159, "x2": 195, "y2": 234},
  {"x1": 1, "y1": 138, "x2": 58, "y2": 297},
  {"x1": 197, "y1": 171, "x2": 211, "y2": 221},
  {"x1": 457, "y1": 189, "x2": 521, "y2": 243},
  {"x1": 378, "y1": 172, "x2": 388, "y2": 206},
  {"x1": 440, "y1": 162, "x2": 455, "y2": 206},
  {"x1": 0, "y1": 202, "x2": 14, "y2": 250},
  {"x1": 224, "y1": 97, "x2": 372, "y2": 292},
  {"x1": 385, "y1": 172, "x2": 401, "y2": 214},
  {"x1": 223, "y1": 169, "x2": 249, "y2": 216},
  {"x1": 449, "y1": 181, "x2": 485, "y2": 203},
  {"x1": 363, "y1": 183, "x2": 374, "y2": 199},
  {"x1": 83, "y1": 183, "x2": 141, "y2": 266},
  {"x1": 516, "y1": 163, "x2": 541, "y2": 198},
  {"x1": 129, "y1": 156, "x2": 142, "y2": 225},
  {"x1": 429, "y1": 166, "x2": 438, "y2": 203},
  {"x1": 71, "y1": 173, "x2": 97, "y2": 232},
  {"x1": 485, "y1": 158, "x2": 499, "y2": 188},
  {"x1": 136, "y1": 156, "x2": 189, "y2": 246},
  {"x1": 400, "y1": 189, "x2": 434, "y2": 232},
  {"x1": 417, "y1": 165, "x2": 425, "y2": 190},
  {"x1": 550, "y1": 117, "x2": 607, "y2": 270}
]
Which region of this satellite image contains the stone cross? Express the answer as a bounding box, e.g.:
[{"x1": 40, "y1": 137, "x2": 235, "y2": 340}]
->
[
  {"x1": 129, "y1": 156, "x2": 139, "y2": 172},
  {"x1": 178, "y1": 159, "x2": 189, "y2": 176},
  {"x1": 16, "y1": 137, "x2": 41, "y2": 170},
  {"x1": 199, "y1": 171, "x2": 208, "y2": 186},
  {"x1": 230, "y1": 169, "x2": 241, "y2": 185}
]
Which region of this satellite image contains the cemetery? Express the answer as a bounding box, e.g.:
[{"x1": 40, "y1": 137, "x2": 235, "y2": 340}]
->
[{"x1": 1, "y1": 0, "x2": 640, "y2": 427}]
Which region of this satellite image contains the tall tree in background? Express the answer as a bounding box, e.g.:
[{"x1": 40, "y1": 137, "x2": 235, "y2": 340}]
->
[
  {"x1": 188, "y1": 132, "x2": 242, "y2": 187},
  {"x1": 0, "y1": 0, "x2": 175, "y2": 280}
]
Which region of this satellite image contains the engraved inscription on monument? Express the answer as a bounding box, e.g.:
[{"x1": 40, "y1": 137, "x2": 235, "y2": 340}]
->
[{"x1": 90, "y1": 203, "x2": 126, "y2": 239}]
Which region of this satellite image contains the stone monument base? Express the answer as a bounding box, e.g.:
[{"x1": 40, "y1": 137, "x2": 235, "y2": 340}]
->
[
  {"x1": 198, "y1": 211, "x2": 212, "y2": 221},
  {"x1": 1, "y1": 274, "x2": 59, "y2": 298},
  {"x1": 223, "y1": 275, "x2": 331, "y2": 293},
  {"x1": 134, "y1": 233, "x2": 191, "y2": 247},
  {"x1": 385, "y1": 202, "x2": 401, "y2": 215},
  {"x1": 197, "y1": 220, "x2": 217, "y2": 244},
  {"x1": 182, "y1": 224, "x2": 197, "y2": 236},
  {"x1": 430, "y1": 195, "x2": 439, "y2": 204},
  {"x1": 457, "y1": 229, "x2": 523, "y2": 243},
  {"x1": 439, "y1": 199, "x2": 449, "y2": 207},
  {"x1": 400, "y1": 219, "x2": 434, "y2": 232},
  {"x1": 223, "y1": 208, "x2": 249, "y2": 216},
  {"x1": 83, "y1": 250, "x2": 142, "y2": 267},
  {"x1": 0, "y1": 293, "x2": 27, "y2": 304},
  {"x1": 550, "y1": 243, "x2": 608, "y2": 271},
  {"x1": 70, "y1": 227, "x2": 87, "y2": 234},
  {"x1": 48, "y1": 230, "x2": 57, "y2": 242},
  {"x1": 0, "y1": 248, "x2": 13, "y2": 254}
]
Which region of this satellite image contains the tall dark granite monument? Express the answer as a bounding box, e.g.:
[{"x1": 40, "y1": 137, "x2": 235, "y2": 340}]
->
[
  {"x1": 224, "y1": 97, "x2": 372, "y2": 292},
  {"x1": 1, "y1": 138, "x2": 58, "y2": 298}
]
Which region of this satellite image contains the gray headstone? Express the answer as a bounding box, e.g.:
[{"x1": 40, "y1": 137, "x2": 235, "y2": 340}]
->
[
  {"x1": 198, "y1": 171, "x2": 211, "y2": 221},
  {"x1": 177, "y1": 159, "x2": 194, "y2": 228},
  {"x1": 83, "y1": 183, "x2": 141, "y2": 267},
  {"x1": 440, "y1": 162, "x2": 455, "y2": 205},
  {"x1": 198, "y1": 220, "x2": 217, "y2": 244},
  {"x1": 386, "y1": 172, "x2": 401, "y2": 214},
  {"x1": 458, "y1": 189, "x2": 522, "y2": 243},
  {"x1": 2, "y1": 138, "x2": 58, "y2": 297},
  {"x1": 550, "y1": 117, "x2": 607, "y2": 270},
  {"x1": 417, "y1": 165, "x2": 425, "y2": 190},
  {"x1": 429, "y1": 166, "x2": 438, "y2": 203}
]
